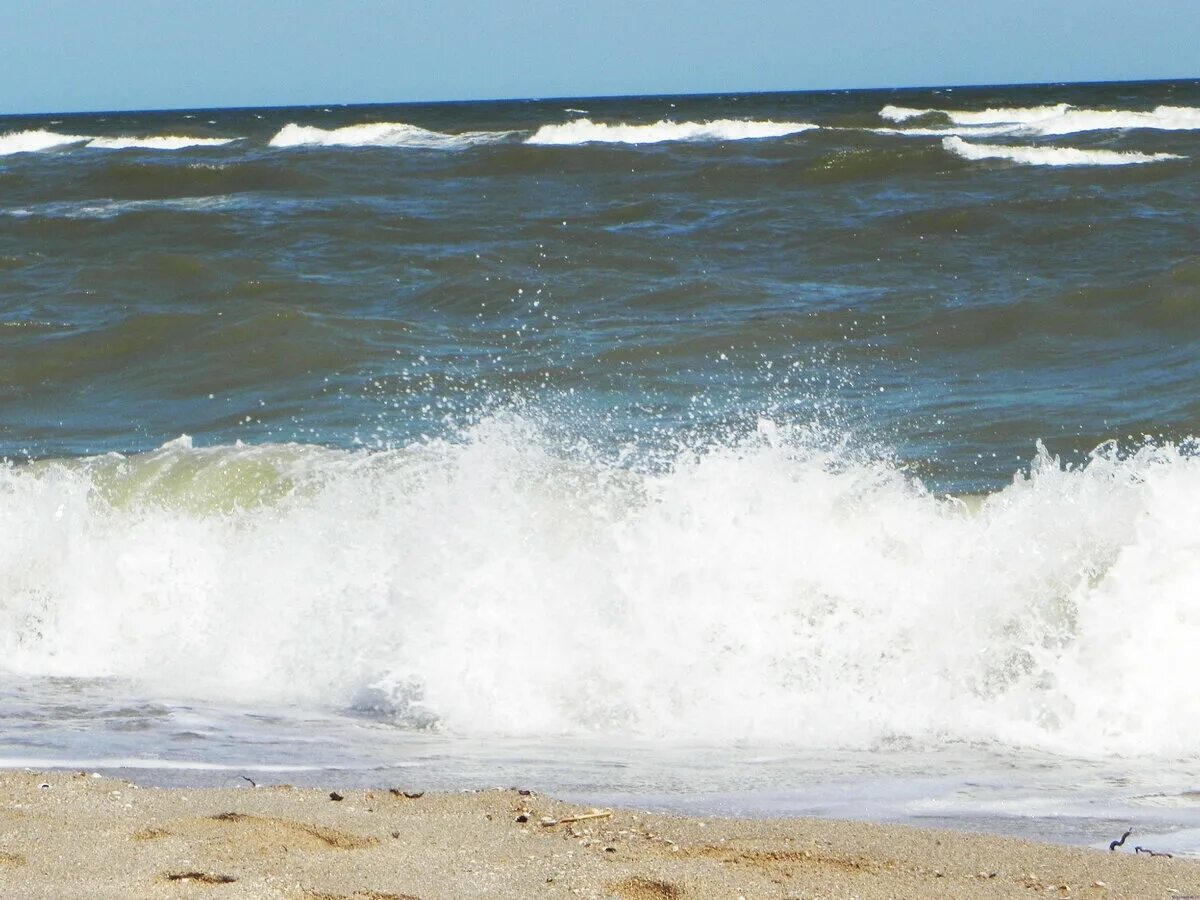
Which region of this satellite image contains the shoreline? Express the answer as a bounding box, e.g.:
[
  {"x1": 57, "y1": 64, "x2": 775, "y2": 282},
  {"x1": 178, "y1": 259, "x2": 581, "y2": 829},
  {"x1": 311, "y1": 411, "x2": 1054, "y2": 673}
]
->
[{"x1": 2, "y1": 772, "x2": 1198, "y2": 898}]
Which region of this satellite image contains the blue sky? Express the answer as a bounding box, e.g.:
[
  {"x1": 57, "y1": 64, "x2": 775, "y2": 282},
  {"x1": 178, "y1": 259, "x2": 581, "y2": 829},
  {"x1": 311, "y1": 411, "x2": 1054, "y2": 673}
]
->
[{"x1": 2, "y1": 0, "x2": 1197, "y2": 114}]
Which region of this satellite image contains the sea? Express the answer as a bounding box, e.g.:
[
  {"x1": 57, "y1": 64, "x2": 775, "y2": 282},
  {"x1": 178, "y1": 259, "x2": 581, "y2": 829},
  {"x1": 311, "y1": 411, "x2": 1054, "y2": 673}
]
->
[{"x1": 2, "y1": 79, "x2": 1200, "y2": 853}]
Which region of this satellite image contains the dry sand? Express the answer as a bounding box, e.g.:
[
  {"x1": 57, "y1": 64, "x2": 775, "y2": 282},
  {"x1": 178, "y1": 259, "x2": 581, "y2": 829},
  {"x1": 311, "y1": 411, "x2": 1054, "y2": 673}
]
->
[{"x1": 1, "y1": 771, "x2": 1197, "y2": 899}]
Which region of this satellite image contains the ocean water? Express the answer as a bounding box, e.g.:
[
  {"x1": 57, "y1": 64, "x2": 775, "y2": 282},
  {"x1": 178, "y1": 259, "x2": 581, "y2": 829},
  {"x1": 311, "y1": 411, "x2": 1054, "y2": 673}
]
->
[{"x1": 3, "y1": 79, "x2": 1200, "y2": 850}]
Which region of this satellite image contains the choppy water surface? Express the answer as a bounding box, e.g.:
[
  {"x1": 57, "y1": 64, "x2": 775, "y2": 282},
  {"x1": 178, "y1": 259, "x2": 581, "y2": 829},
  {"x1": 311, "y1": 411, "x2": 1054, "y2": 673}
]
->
[{"x1": 2, "y1": 79, "x2": 1200, "y2": 846}]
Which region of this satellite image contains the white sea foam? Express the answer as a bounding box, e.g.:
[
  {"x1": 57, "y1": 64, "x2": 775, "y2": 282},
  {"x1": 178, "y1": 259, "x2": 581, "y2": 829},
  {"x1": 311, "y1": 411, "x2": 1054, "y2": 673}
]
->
[
  {"x1": 880, "y1": 103, "x2": 1200, "y2": 136},
  {"x1": 880, "y1": 104, "x2": 940, "y2": 122},
  {"x1": 943, "y1": 136, "x2": 1183, "y2": 166},
  {"x1": 268, "y1": 122, "x2": 510, "y2": 149},
  {"x1": 0, "y1": 758, "x2": 321, "y2": 773},
  {"x1": 0, "y1": 129, "x2": 89, "y2": 155},
  {"x1": 85, "y1": 135, "x2": 237, "y2": 150},
  {"x1": 881, "y1": 103, "x2": 1071, "y2": 125},
  {"x1": 4, "y1": 418, "x2": 1200, "y2": 756},
  {"x1": 0, "y1": 130, "x2": 238, "y2": 155},
  {"x1": 525, "y1": 118, "x2": 818, "y2": 145},
  {"x1": 1, "y1": 196, "x2": 242, "y2": 221},
  {"x1": 870, "y1": 124, "x2": 1024, "y2": 139},
  {"x1": 1030, "y1": 105, "x2": 1200, "y2": 136}
]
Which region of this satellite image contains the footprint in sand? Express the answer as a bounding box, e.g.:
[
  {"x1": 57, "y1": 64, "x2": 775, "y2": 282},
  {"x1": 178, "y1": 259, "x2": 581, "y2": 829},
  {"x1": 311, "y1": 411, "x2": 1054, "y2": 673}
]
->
[
  {"x1": 607, "y1": 876, "x2": 684, "y2": 900},
  {"x1": 149, "y1": 812, "x2": 378, "y2": 853},
  {"x1": 132, "y1": 827, "x2": 171, "y2": 841}
]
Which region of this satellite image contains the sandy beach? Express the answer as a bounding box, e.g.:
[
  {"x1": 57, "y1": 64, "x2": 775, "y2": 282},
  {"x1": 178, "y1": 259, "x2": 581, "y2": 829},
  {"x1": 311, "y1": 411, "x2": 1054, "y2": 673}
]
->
[{"x1": 0, "y1": 772, "x2": 1196, "y2": 899}]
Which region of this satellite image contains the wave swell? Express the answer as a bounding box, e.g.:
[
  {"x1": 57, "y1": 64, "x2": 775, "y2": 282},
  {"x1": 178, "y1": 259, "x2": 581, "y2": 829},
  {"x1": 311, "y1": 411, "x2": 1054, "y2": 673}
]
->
[
  {"x1": 525, "y1": 118, "x2": 818, "y2": 146},
  {"x1": 268, "y1": 122, "x2": 511, "y2": 149},
  {"x1": 3, "y1": 419, "x2": 1200, "y2": 755},
  {"x1": 881, "y1": 103, "x2": 1072, "y2": 125},
  {"x1": 942, "y1": 136, "x2": 1183, "y2": 166},
  {"x1": 0, "y1": 130, "x2": 90, "y2": 155},
  {"x1": 0, "y1": 130, "x2": 237, "y2": 155},
  {"x1": 881, "y1": 103, "x2": 1200, "y2": 136},
  {"x1": 85, "y1": 136, "x2": 237, "y2": 150}
]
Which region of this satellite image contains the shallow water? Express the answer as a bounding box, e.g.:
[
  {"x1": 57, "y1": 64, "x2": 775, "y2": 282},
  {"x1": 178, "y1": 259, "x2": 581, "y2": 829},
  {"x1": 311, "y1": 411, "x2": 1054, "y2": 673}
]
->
[{"x1": 7, "y1": 676, "x2": 1200, "y2": 854}]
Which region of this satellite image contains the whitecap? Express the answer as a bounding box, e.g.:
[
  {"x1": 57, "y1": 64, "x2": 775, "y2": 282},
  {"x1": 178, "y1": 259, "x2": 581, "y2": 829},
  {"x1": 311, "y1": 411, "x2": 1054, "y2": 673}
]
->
[
  {"x1": 525, "y1": 118, "x2": 818, "y2": 146},
  {"x1": 879, "y1": 104, "x2": 934, "y2": 122},
  {"x1": 1030, "y1": 105, "x2": 1200, "y2": 136},
  {"x1": 0, "y1": 130, "x2": 239, "y2": 155},
  {"x1": 881, "y1": 103, "x2": 1200, "y2": 136},
  {"x1": 870, "y1": 124, "x2": 1025, "y2": 139},
  {"x1": 0, "y1": 129, "x2": 89, "y2": 156},
  {"x1": 942, "y1": 136, "x2": 1183, "y2": 166},
  {"x1": 85, "y1": 135, "x2": 237, "y2": 150},
  {"x1": 268, "y1": 121, "x2": 511, "y2": 149}
]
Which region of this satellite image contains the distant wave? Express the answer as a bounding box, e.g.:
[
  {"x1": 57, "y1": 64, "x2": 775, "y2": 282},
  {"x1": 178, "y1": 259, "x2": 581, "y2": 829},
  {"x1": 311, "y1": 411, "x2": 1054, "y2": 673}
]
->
[
  {"x1": 268, "y1": 122, "x2": 511, "y2": 149},
  {"x1": 881, "y1": 103, "x2": 1200, "y2": 136},
  {"x1": 1028, "y1": 105, "x2": 1200, "y2": 136},
  {"x1": 881, "y1": 103, "x2": 1071, "y2": 125},
  {"x1": 0, "y1": 130, "x2": 89, "y2": 155},
  {"x1": 86, "y1": 135, "x2": 237, "y2": 150},
  {"x1": 0, "y1": 129, "x2": 237, "y2": 155},
  {"x1": 943, "y1": 136, "x2": 1183, "y2": 167},
  {"x1": 525, "y1": 118, "x2": 818, "y2": 146}
]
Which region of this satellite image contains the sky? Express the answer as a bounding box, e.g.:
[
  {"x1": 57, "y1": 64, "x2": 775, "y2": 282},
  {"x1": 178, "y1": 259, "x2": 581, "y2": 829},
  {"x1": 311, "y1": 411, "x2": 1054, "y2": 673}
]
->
[{"x1": 2, "y1": 0, "x2": 1198, "y2": 114}]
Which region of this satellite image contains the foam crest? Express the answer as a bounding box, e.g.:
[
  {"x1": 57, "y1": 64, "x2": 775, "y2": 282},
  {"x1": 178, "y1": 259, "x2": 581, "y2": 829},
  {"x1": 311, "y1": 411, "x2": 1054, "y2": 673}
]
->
[
  {"x1": 1029, "y1": 105, "x2": 1200, "y2": 136},
  {"x1": 879, "y1": 105, "x2": 929, "y2": 122},
  {"x1": 525, "y1": 118, "x2": 818, "y2": 145},
  {"x1": 0, "y1": 129, "x2": 89, "y2": 156},
  {"x1": 0, "y1": 130, "x2": 239, "y2": 155},
  {"x1": 870, "y1": 124, "x2": 1023, "y2": 138},
  {"x1": 945, "y1": 104, "x2": 1072, "y2": 126},
  {"x1": 268, "y1": 122, "x2": 510, "y2": 149},
  {"x1": 4, "y1": 422, "x2": 1200, "y2": 755},
  {"x1": 943, "y1": 136, "x2": 1183, "y2": 166},
  {"x1": 880, "y1": 103, "x2": 1200, "y2": 136},
  {"x1": 85, "y1": 135, "x2": 237, "y2": 150},
  {"x1": 881, "y1": 103, "x2": 1072, "y2": 125}
]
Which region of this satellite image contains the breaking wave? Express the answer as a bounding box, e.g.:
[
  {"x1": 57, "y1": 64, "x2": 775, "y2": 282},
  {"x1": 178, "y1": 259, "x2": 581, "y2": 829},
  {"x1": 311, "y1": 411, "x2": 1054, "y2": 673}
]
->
[
  {"x1": 268, "y1": 122, "x2": 512, "y2": 149},
  {"x1": 0, "y1": 130, "x2": 238, "y2": 155},
  {"x1": 4, "y1": 419, "x2": 1200, "y2": 755},
  {"x1": 85, "y1": 136, "x2": 237, "y2": 150},
  {"x1": 942, "y1": 136, "x2": 1184, "y2": 166},
  {"x1": 880, "y1": 103, "x2": 1200, "y2": 136},
  {"x1": 881, "y1": 103, "x2": 1073, "y2": 125},
  {"x1": 525, "y1": 118, "x2": 818, "y2": 146},
  {"x1": 0, "y1": 130, "x2": 89, "y2": 155}
]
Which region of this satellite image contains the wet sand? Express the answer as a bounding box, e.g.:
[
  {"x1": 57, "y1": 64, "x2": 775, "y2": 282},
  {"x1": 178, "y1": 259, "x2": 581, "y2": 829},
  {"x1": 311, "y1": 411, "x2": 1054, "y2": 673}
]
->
[{"x1": 1, "y1": 771, "x2": 1197, "y2": 899}]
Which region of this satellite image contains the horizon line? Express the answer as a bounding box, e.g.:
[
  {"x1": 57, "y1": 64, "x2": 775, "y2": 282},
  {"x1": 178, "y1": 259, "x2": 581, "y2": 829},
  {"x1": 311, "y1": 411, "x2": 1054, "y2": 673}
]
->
[{"x1": 3, "y1": 75, "x2": 1197, "y2": 119}]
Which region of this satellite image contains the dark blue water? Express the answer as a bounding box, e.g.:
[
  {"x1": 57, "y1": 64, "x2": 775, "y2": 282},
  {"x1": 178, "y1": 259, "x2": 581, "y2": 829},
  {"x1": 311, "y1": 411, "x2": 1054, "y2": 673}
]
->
[{"x1": 1, "y1": 80, "x2": 1197, "y2": 491}]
